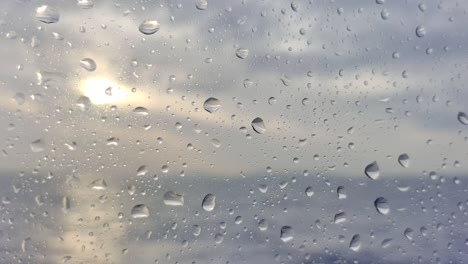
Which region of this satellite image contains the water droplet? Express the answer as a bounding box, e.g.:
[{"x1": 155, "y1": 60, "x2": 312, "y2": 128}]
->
[
  {"x1": 131, "y1": 204, "x2": 150, "y2": 218},
  {"x1": 457, "y1": 112, "x2": 468, "y2": 125},
  {"x1": 80, "y1": 58, "x2": 96, "y2": 72},
  {"x1": 136, "y1": 165, "x2": 148, "y2": 176},
  {"x1": 192, "y1": 225, "x2": 201, "y2": 236},
  {"x1": 280, "y1": 226, "x2": 294, "y2": 242},
  {"x1": 236, "y1": 48, "x2": 249, "y2": 59},
  {"x1": 381, "y1": 9, "x2": 390, "y2": 20},
  {"x1": 291, "y1": 1, "x2": 299, "y2": 12},
  {"x1": 415, "y1": 26, "x2": 426, "y2": 38},
  {"x1": 214, "y1": 233, "x2": 224, "y2": 244},
  {"x1": 349, "y1": 234, "x2": 361, "y2": 252},
  {"x1": 35, "y1": 5, "x2": 60, "y2": 24},
  {"x1": 337, "y1": 186, "x2": 347, "y2": 199},
  {"x1": 76, "y1": 96, "x2": 91, "y2": 111},
  {"x1": 398, "y1": 153, "x2": 410, "y2": 168},
  {"x1": 268, "y1": 97, "x2": 277, "y2": 105},
  {"x1": 374, "y1": 197, "x2": 390, "y2": 215},
  {"x1": 251, "y1": 117, "x2": 266, "y2": 134},
  {"x1": 196, "y1": 0, "x2": 207, "y2": 10},
  {"x1": 89, "y1": 179, "x2": 107, "y2": 190},
  {"x1": 334, "y1": 212, "x2": 347, "y2": 224},
  {"x1": 404, "y1": 228, "x2": 413, "y2": 240},
  {"x1": 202, "y1": 193, "x2": 216, "y2": 211},
  {"x1": 77, "y1": 0, "x2": 94, "y2": 9},
  {"x1": 203, "y1": 97, "x2": 221, "y2": 113},
  {"x1": 365, "y1": 161, "x2": 380, "y2": 180},
  {"x1": 133, "y1": 106, "x2": 148, "y2": 116},
  {"x1": 139, "y1": 20, "x2": 160, "y2": 35},
  {"x1": 258, "y1": 219, "x2": 268, "y2": 231},
  {"x1": 163, "y1": 191, "x2": 184, "y2": 206},
  {"x1": 30, "y1": 139, "x2": 45, "y2": 153},
  {"x1": 381, "y1": 238, "x2": 392, "y2": 248},
  {"x1": 62, "y1": 196, "x2": 70, "y2": 213},
  {"x1": 305, "y1": 186, "x2": 314, "y2": 197}
]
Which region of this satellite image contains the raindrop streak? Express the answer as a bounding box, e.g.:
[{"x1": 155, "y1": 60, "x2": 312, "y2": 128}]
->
[
  {"x1": 202, "y1": 193, "x2": 216, "y2": 211},
  {"x1": 35, "y1": 5, "x2": 60, "y2": 24},
  {"x1": 251, "y1": 117, "x2": 266, "y2": 134},
  {"x1": 203, "y1": 97, "x2": 221, "y2": 113},
  {"x1": 280, "y1": 226, "x2": 294, "y2": 242},
  {"x1": 139, "y1": 20, "x2": 160, "y2": 35},
  {"x1": 133, "y1": 107, "x2": 149, "y2": 116},
  {"x1": 364, "y1": 161, "x2": 380, "y2": 180},
  {"x1": 80, "y1": 58, "x2": 96, "y2": 72},
  {"x1": 349, "y1": 234, "x2": 361, "y2": 252},
  {"x1": 236, "y1": 48, "x2": 249, "y2": 59},
  {"x1": 163, "y1": 191, "x2": 184, "y2": 206},
  {"x1": 398, "y1": 153, "x2": 410, "y2": 168},
  {"x1": 131, "y1": 204, "x2": 150, "y2": 218},
  {"x1": 458, "y1": 112, "x2": 468, "y2": 125},
  {"x1": 374, "y1": 197, "x2": 390, "y2": 215},
  {"x1": 415, "y1": 26, "x2": 426, "y2": 37}
]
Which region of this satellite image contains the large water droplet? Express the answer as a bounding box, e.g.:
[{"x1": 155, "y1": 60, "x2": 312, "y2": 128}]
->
[
  {"x1": 80, "y1": 58, "x2": 96, "y2": 72},
  {"x1": 458, "y1": 112, "x2": 468, "y2": 125},
  {"x1": 196, "y1": 0, "x2": 208, "y2": 10},
  {"x1": 280, "y1": 226, "x2": 293, "y2": 242},
  {"x1": 133, "y1": 106, "x2": 149, "y2": 116},
  {"x1": 30, "y1": 139, "x2": 45, "y2": 153},
  {"x1": 35, "y1": 5, "x2": 60, "y2": 24},
  {"x1": 251, "y1": 117, "x2": 266, "y2": 134},
  {"x1": 136, "y1": 165, "x2": 148, "y2": 176},
  {"x1": 334, "y1": 212, "x2": 347, "y2": 224},
  {"x1": 139, "y1": 20, "x2": 160, "y2": 35},
  {"x1": 398, "y1": 153, "x2": 410, "y2": 168},
  {"x1": 258, "y1": 219, "x2": 268, "y2": 231},
  {"x1": 374, "y1": 197, "x2": 390, "y2": 215},
  {"x1": 214, "y1": 233, "x2": 224, "y2": 244},
  {"x1": 415, "y1": 26, "x2": 426, "y2": 38},
  {"x1": 202, "y1": 193, "x2": 216, "y2": 211},
  {"x1": 404, "y1": 228, "x2": 413, "y2": 240},
  {"x1": 349, "y1": 234, "x2": 361, "y2": 252},
  {"x1": 203, "y1": 97, "x2": 221, "y2": 113},
  {"x1": 77, "y1": 0, "x2": 94, "y2": 9},
  {"x1": 364, "y1": 161, "x2": 380, "y2": 180},
  {"x1": 89, "y1": 179, "x2": 107, "y2": 190},
  {"x1": 163, "y1": 191, "x2": 184, "y2": 206},
  {"x1": 131, "y1": 204, "x2": 150, "y2": 218},
  {"x1": 236, "y1": 48, "x2": 249, "y2": 59},
  {"x1": 291, "y1": 1, "x2": 299, "y2": 12}
]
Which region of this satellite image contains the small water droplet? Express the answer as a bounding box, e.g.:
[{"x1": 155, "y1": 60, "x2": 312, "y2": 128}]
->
[
  {"x1": 251, "y1": 117, "x2": 266, "y2": 134},
  {"x1": 131, "y1": 204, "x2": 150, "y2": 218},
  {"x1": 258, "y1": 219, "x2": 268, "y2": 231},
  {"x1": 305, "y1": 186, "x2": 314, "y2": 197},
  {"x1": 203, "y1": 97, "x2": 221, "y2": 113},
  {"x1": 80, "y1": 58, "x2": 96, "y2": 72},
  {"x1": 76, "y1": 96, "x2": 91, "y2": 111},
  {"x1": 139, "y1": 20, "x2": 160, "y2": 35},
  {"x1": 202, "y1": 193, "x2": 216, "y2": 211},
  {"x1": 30, "y1": 139, "x2": 45, "y2": 153},
  {"x1": 365, "y1": 161, "x2": 380, "y2": 180}
]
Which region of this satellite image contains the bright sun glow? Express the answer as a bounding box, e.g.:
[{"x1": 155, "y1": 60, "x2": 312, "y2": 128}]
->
[{"x1": 82, "y1": 78, "x2": 128, "y2": 105}]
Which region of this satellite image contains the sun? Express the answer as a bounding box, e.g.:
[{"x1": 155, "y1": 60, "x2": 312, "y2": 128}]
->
[{"x1": 81, "y1": 78, "x2": 128, "y2": 105}]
